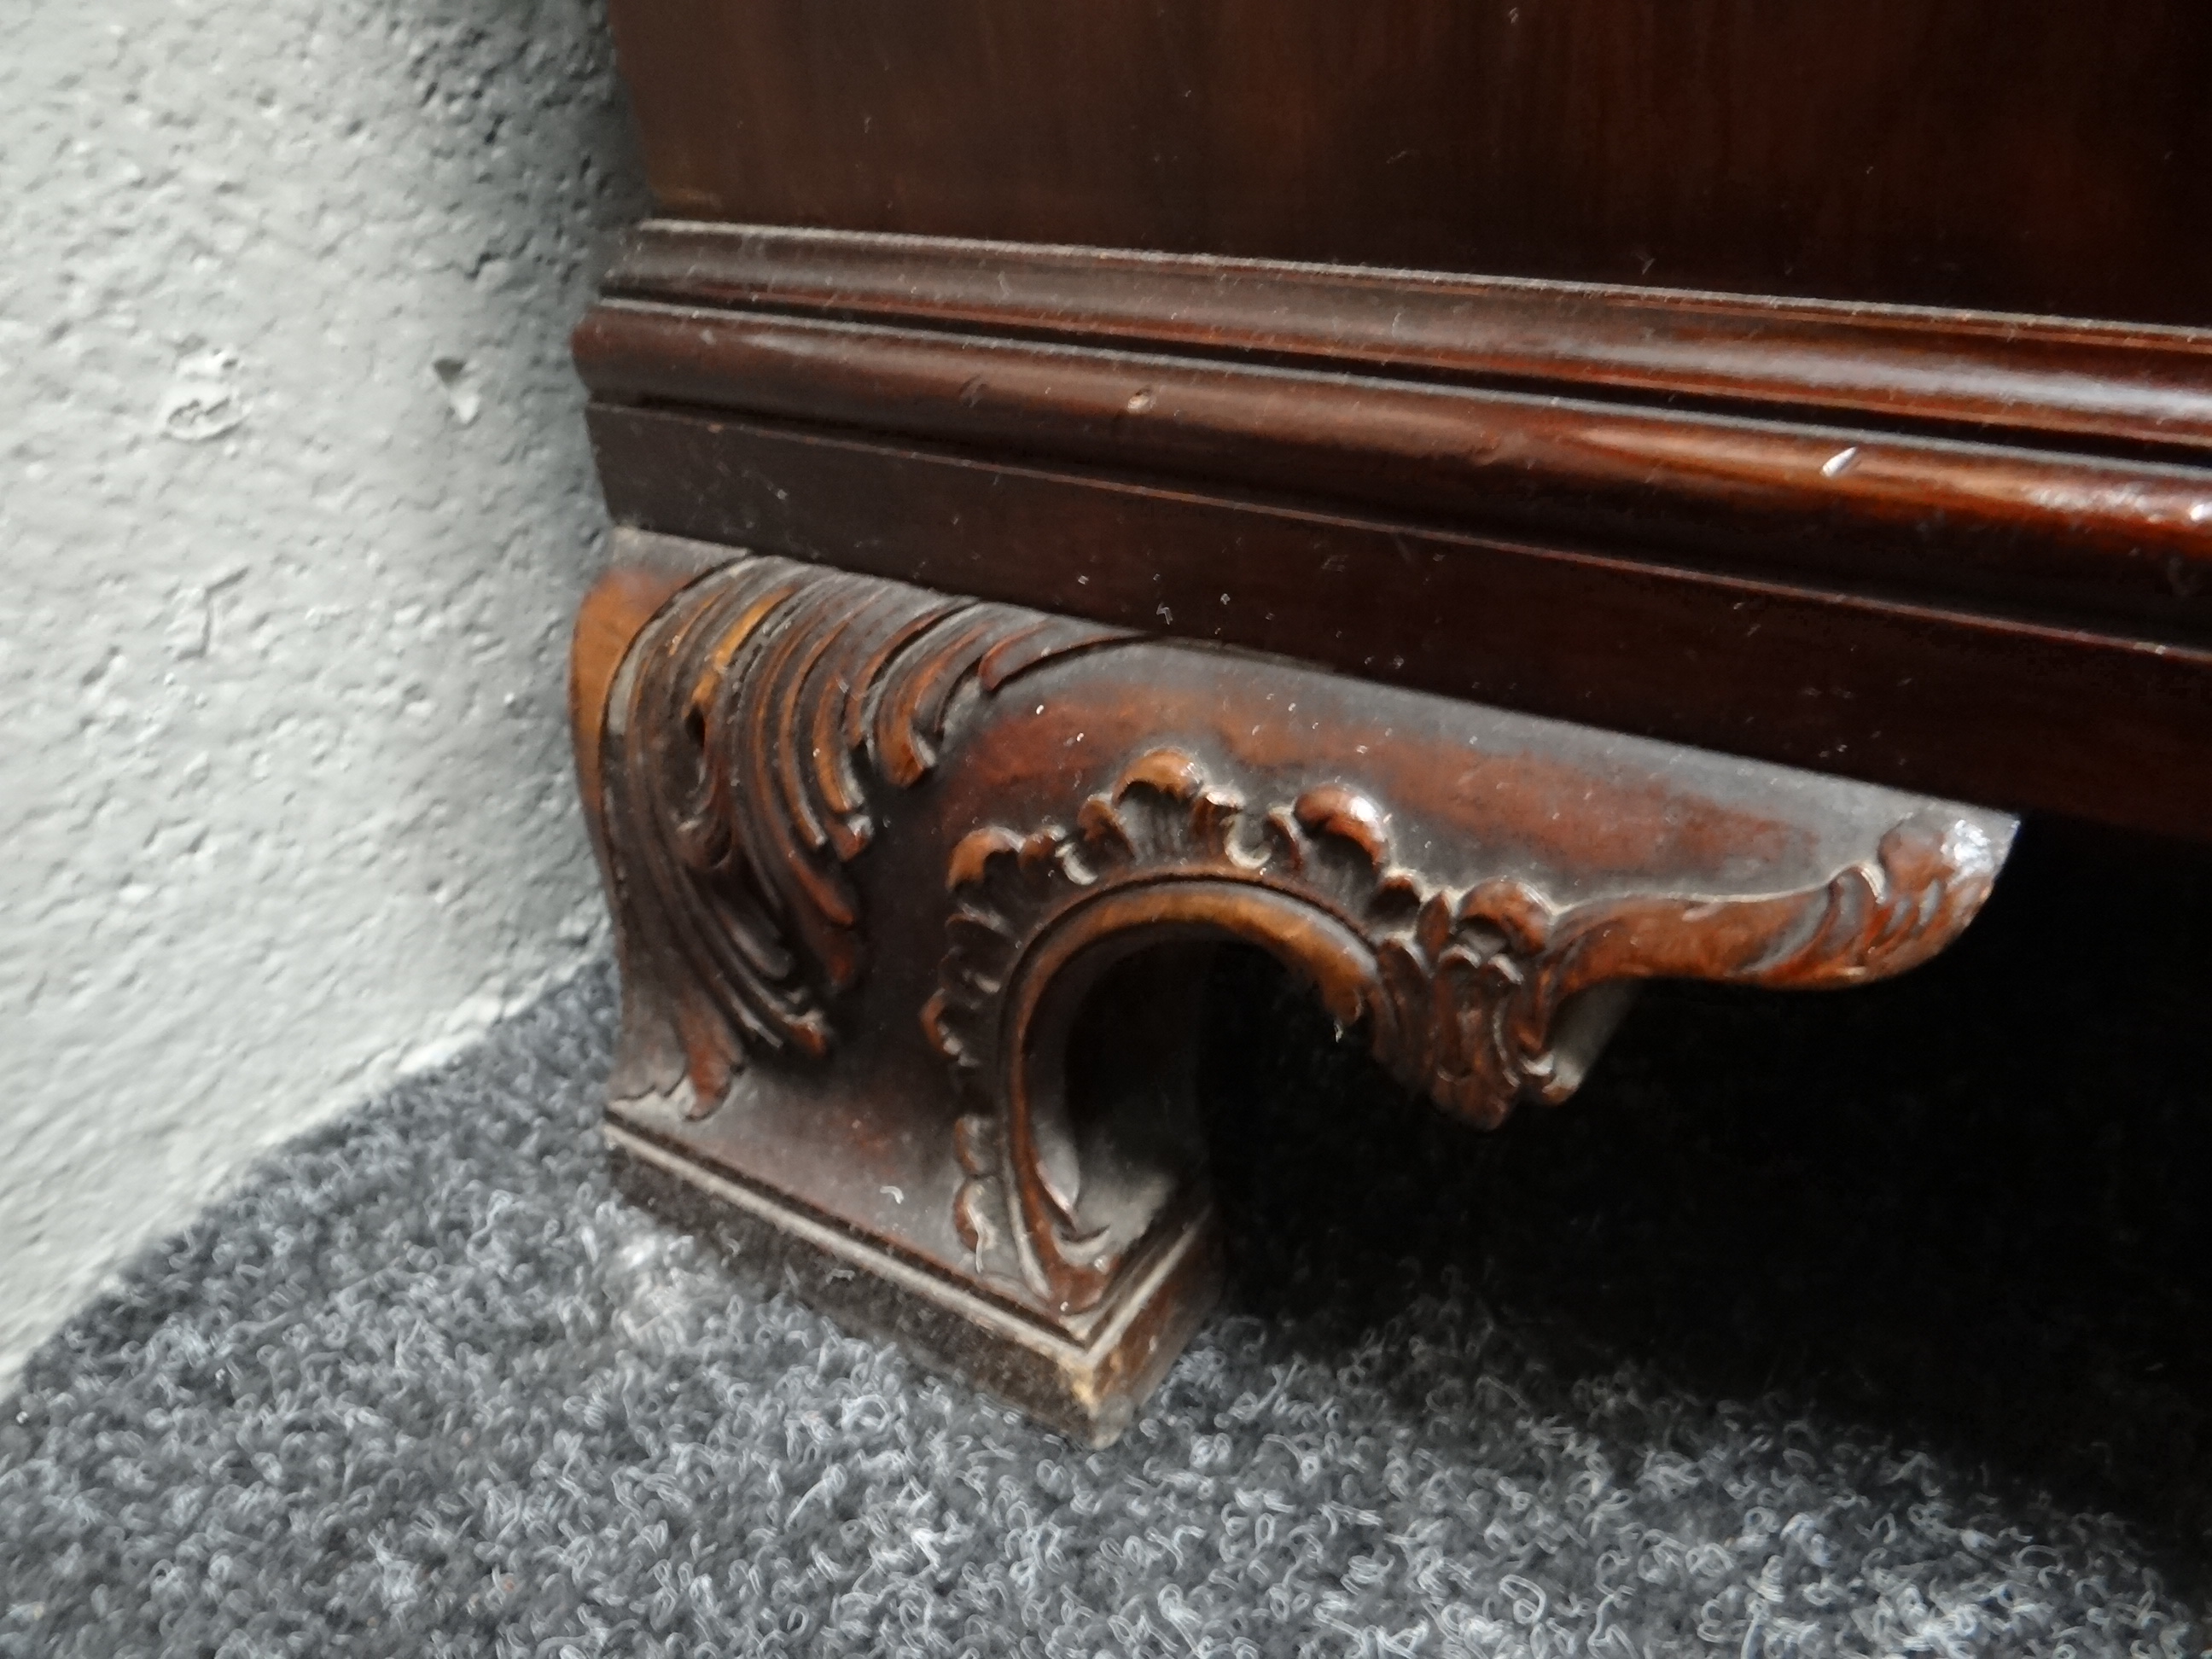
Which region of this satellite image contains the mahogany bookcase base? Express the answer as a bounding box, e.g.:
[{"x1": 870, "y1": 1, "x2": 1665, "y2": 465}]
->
[
  {"x1": 572, "y1": 534, "x2": 2016, "y2": 1443},
  {"x1": 562, "y1": 8, "x2": 2205, "y2": 1444}
]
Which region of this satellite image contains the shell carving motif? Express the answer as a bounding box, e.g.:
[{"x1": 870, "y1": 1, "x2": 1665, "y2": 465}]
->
[{"x1": 926, "y1": 749, "x2": 2005, "y2": 1308}]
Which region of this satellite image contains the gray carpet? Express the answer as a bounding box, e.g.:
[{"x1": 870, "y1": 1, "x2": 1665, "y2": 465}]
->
[{"x1": 3, "y1": 822, "x2": 2209, "y2": 1657}]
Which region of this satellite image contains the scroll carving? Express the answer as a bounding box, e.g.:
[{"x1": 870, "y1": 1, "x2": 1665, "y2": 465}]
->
[
  {"x1": 925, "y1": 749, "x2": 2005, "y2": 1312},
  {"x1": 594, "y1": 556, "x2": 1130, "y2": 1114}
]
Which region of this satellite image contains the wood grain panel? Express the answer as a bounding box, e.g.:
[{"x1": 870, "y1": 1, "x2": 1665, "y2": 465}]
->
[{"x1": 604, "y1": 0, "x2": 2212, "y2": 324}]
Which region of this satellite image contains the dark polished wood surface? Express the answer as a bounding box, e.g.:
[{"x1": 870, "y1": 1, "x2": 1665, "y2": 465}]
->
[
  {"x1": 606, "y1": 0, "x2": 2212, "y2": 326},
  {"x1": 589, "y1": 410, "x2": 2212, "y2": 843},
  {"x1": 583, "y1": 227, "x2": 2212, "y2": 638},
  {"x1": 577, "y1": 225, "x2": 2212, "y2": 842},
  {"x1": 575, "y1": 534, "x2": 2013, "y2": 1437},
  {"x1": 576, "y1": 2, "x2": 2212, "y2": 1435},
  {"x1": 609, "y1": 223, "x2": 2212, "y2": 463}
]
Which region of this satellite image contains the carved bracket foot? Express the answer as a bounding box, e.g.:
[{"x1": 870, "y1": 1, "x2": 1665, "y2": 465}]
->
[{"x1": 573, "y1": 530, "x2": 2016, "y2": 1443}]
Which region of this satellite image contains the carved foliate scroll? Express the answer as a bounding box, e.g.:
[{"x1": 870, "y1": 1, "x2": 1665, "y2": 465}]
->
[
  {"x1": 925, "y1": 750, "x2": 2005, "y2": 1311},
  {"x1": 594, "y1": 557, "x2": 1128, "y2": 1113},
  {"x1": 580, "y1": 538, "x2": 2013, "y2": 1436}
]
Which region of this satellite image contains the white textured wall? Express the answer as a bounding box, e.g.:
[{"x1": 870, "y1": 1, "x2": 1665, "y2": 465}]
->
[{"x1": 0, "y1": 0, "x2": 645, "y2": 1388}]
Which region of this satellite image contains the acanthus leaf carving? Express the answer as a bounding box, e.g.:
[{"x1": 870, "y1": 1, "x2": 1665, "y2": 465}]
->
[{"x1": 594, "y1": 555, "x2": 1131, "y2": 1116}]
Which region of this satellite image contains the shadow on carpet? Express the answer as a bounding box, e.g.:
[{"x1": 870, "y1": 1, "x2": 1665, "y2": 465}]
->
[{"x1": 2, "y1": 818, "x2": 2207, "y2": 1656}]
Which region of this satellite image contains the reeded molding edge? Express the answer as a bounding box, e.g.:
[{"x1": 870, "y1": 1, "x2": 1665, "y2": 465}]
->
[
  {"x1": 605, "y1": 220, "x2": 2212, "y2": 460},
  {"x1": 578, "y1": 229, "x2": 2212, "y2": 637}
]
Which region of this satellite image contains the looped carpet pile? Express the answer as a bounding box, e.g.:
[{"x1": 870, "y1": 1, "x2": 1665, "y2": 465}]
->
[{"x1": 3, "y1": 821, "x2": 2207, "y2": 1656}]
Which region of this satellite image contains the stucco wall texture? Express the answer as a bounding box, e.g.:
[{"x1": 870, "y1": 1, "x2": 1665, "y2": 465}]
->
[{"x1": 1, "y1": 1, "x2": 647, "y2": 1388}]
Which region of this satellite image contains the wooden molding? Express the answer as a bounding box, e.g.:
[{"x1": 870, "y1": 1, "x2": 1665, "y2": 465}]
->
[
  {"x1": 579, "y1": 223, "x2": 2212, "y2": 639},
  {"x1": 587, "y1": 421, "x2": 2212, "y2": 842},
  {"x1": 577, "y1": 304, "x2": 2212, "y2": 635},
  {"x1": 605, "y1": 222, "x2": 2212, "y2": 461},
  {"x1": 573, "y1": 228, "x2": 2212, "y2": 841}
]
